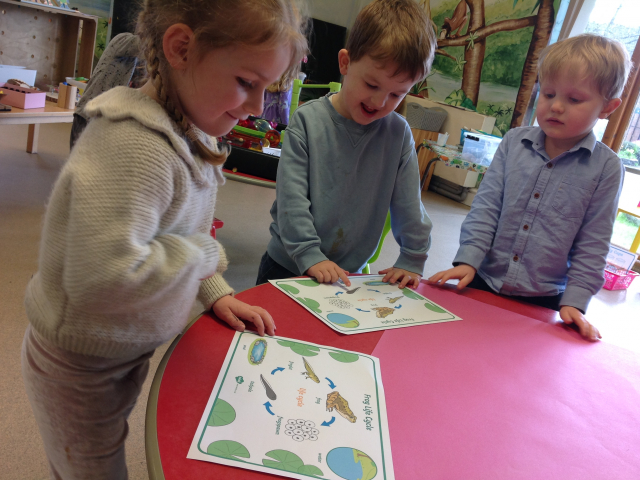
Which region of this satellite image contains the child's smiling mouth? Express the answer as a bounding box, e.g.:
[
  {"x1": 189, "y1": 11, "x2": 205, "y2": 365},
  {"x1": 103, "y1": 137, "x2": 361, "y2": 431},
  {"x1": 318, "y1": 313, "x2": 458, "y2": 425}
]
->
[{"x1": 361, "y1": 103, "x2": 378, "y2": 116}]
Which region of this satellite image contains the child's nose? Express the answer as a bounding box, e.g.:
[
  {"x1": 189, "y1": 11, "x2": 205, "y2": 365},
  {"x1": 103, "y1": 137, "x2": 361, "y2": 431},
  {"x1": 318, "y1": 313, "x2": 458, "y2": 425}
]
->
[
  {"x1": 245, "y1": 90, "x2": 264, "y2": 117},
  {"x1": 551, "y1": 99, "x2": 563, "y2": 112},
  {"x1": 371, "y1": 93, "x2": 386, "y2": 109}
]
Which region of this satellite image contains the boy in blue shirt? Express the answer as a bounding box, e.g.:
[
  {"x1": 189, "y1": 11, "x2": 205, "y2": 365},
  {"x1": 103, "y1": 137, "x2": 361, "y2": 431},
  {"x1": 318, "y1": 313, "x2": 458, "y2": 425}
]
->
[
  {"x1": 257, "y1": 0, "x2": 436, "y2": 289},
  {"x1": 429, "y1": 34, "x2": 631, "y2": 341}
]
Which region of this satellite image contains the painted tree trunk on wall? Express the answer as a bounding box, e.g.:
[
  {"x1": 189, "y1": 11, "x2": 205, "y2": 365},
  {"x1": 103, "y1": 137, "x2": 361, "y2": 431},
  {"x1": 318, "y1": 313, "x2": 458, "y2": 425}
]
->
[
  {"x1": 461, "y1": 0, "x2": 486, "y2": 106},
  {"x1": 510, "y1": 0, "x2": 555, "y2": 128}
]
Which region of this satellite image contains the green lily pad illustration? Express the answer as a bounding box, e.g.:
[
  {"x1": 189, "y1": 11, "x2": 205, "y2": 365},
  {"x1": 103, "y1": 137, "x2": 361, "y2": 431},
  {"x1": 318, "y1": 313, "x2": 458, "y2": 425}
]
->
[
  {"x1": 277, "y1": 340, "x2": 320, "y2": 357},
  {"x1": 401, "y1": 288, "x2": 423, "y2": 300},
  {"x1": 207, "y1": 440, "x2": 249, "y2": 460},
  {"x1": 329, "y1": 351, "x2": 360, "y2": 363},
  {"x1": 424, "y1": 301, "x2": 447, "y2": 313},
  {"x1": 207, "y1": 399, "x2": 236, "y2": 427},
  {"x1": 279, "y1": 283, "x2": 300, "y2": 295},
  {"x1": 295, "y1": 279, "x2": 321, "y2": 287},
  {"x1": 262, "y1": 449, "x2": 304, "y2": 472},
  {"x1": 297, "y1": 297, "x2": 322, "y2": 314},
  {"x1": 298, "y1": 464, "x2": 324, "y2": 476}
]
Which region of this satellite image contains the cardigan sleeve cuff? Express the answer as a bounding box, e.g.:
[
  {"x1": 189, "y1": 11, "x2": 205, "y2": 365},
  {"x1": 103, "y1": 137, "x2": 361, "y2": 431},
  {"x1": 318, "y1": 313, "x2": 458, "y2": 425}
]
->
[
  {"x1": 453, "y1": 245, "x2": 486, "y2": 270},
  {"x1": 198, "y1": 275, "x2": 234, "y2": 310},
  {"x1": 559, "y1": 285, "x2": 593, "y2": 314}
]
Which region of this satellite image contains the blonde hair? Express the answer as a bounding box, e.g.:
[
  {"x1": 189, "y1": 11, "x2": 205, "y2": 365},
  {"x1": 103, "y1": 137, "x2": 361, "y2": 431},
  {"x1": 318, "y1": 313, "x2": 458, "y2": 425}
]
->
[
  {"x1": 136, "y1": 0, "x2": 308, "y2": 165},
  {"x1": 538, "y1": 34, "x2": 632, "y2": 101},
  {"x1": 346, "y1": 0, "x2": 437, "y2": 81}
]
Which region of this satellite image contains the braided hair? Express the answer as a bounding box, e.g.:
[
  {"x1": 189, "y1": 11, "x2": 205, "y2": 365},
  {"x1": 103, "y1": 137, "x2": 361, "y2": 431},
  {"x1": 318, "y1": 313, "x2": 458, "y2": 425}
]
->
[{"x1": 136, "y1": 0, "x2": 308, "y2": 165}]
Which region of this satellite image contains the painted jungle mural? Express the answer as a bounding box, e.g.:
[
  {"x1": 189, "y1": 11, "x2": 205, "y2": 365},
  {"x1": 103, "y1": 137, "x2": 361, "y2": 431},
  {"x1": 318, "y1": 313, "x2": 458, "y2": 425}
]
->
[{"x1": 417, "y1": 0, "x2": 561, "y2": 136}]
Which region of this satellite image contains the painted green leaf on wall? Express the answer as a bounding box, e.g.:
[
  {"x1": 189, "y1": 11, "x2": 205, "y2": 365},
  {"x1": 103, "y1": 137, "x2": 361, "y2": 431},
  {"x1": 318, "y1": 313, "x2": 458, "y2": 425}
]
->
[
  {"x1": 329, "y1": 351, "x2": 359, "y2": 363},
  {"x1": 207, "y1": 399, "x2": 236, "y2": 427},
  {"x1": 207, "y1": 440, "x2": 250, "y2": 460}
]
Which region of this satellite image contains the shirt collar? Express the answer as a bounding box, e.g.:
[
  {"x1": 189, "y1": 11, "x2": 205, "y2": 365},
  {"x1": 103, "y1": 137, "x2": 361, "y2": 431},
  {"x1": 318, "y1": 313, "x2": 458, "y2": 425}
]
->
[{"x1": 522, "y1": 126, "x2": 597, "y2": 157}]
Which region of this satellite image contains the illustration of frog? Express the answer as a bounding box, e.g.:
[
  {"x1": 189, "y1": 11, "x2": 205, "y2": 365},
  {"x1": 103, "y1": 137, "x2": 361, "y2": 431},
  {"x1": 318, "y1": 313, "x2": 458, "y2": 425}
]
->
[
  {"x1": 326, "y1": 391, "x2": 357, "y2": 423},
  {"x1": 372, "y1": 306, "x2": 394, "y2": 318},
  {"x1": 301, "y1": 358, "x2": 320, "y2": 383}
]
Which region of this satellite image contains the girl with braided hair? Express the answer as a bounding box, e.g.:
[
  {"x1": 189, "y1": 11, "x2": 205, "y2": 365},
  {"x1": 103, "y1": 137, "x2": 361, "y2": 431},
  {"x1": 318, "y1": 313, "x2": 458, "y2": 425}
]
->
[{"x1": 21, "y1": 1, "x2": 307, "y2": 478}]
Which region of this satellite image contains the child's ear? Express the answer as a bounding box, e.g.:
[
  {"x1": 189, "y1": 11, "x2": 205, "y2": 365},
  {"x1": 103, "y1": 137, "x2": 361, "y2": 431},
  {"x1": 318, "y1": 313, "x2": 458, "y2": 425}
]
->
[
  {"x1": 599, "y1": 97, "x2": 622, "y2": 119},
  {"x1": 163, "y1": 24, "x2": 195, "y2": 71},
  {"x1": 338, "y1": 49, "x2": 351, "y2": 76}
]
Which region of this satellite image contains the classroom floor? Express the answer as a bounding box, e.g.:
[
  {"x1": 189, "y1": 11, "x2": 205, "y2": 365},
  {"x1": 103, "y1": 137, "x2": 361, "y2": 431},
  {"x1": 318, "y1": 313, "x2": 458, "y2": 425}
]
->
[{"x1": 1, "y1": 123, "x2": 638, "y2": 479}]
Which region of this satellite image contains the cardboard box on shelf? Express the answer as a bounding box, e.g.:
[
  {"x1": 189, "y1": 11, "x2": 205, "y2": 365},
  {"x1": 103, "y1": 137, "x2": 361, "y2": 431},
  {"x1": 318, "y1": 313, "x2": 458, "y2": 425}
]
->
[{"x1": 0, "y1": 82, "x2": 46, "y2": 109}]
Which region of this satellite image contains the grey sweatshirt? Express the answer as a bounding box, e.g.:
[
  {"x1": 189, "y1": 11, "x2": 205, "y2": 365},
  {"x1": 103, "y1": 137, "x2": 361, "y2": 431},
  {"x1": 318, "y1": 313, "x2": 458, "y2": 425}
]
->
[{"x1": 267, "y1": 94, "x2": 432, "y2": 275}]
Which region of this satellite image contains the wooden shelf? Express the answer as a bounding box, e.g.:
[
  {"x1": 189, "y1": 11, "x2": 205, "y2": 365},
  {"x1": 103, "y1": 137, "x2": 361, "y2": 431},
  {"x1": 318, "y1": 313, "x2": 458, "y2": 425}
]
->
[{"x1": 0, "y1": 0, "x2": 98, "y2": 89}]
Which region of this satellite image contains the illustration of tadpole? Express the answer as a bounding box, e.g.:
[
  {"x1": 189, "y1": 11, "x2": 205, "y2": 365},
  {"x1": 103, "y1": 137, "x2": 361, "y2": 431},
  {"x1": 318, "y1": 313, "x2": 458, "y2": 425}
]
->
[
  {"x1": 388, "y1": 296, "x2": 402, "y2": 304},
  {"x1": 345, "y1": 287, "x2": 360, "y2": 294},
  {"x1": 260, "y1": 374, "x2": 277, "y2": 400}
]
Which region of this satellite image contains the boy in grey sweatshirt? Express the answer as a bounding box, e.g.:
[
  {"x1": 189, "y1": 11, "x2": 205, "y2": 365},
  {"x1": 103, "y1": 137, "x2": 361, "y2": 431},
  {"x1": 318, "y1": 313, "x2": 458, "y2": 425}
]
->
[{"x1": 257, "y1": 0, "x2": 437, "y2": 289}]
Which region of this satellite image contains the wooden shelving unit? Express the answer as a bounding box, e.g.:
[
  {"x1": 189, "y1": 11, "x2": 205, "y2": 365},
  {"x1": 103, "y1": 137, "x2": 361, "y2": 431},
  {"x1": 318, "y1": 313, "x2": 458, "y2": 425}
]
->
[{"x1": 0, "y1": 0, "x2": 98, "y2": 89}]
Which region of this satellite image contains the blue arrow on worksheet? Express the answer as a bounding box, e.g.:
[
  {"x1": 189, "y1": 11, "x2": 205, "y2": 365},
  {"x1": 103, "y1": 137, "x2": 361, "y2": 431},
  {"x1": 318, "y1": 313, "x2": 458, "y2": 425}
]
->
[
  {"x1": 321, "y1": 417, "x2": 336, "y2": 427},
  {"x1": 271, "y1": 367, "x2": 285, "y2": 375},
  {"x1": 367, "y1": 289, "x2": 380, "y2": 293},
  {"x1": 264, "y1": 402, "x2": 275, "y2": 415},
  {"x1": 325, "y1": 377, "x2": 336, "y2": 389},
  {"x1": 335, "y1": 291, "x2": 344, "y2": 295},
  {"x1": 394, "y1": 305, "x2": 402, "y2": 309},
  {"x1": 356, "y1": 308, "x2": 370, "y2": 312}
]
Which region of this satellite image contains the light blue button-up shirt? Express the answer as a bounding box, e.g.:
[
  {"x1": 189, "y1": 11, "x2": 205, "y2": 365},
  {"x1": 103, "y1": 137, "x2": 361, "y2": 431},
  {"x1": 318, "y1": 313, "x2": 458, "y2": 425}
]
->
[{"x1": 453, "y1": 126, "x2": 624, "y2": 312}]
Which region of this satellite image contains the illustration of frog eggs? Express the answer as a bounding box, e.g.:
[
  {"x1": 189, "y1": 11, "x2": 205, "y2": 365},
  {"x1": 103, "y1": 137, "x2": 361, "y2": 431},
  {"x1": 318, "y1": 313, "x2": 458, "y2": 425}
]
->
[
  {"x1": 287, "y1": 419, "x2": 297, "y2": 425},
  {"x1": 311, "y1": 428, "x2": 319, "y2": 435},
  {"x1": 296, "y1": 419, "x2": 306, "y2": 425},
  {"x1": 304, "y1": 420, "x2": 315, "y2": 428},
  {"x1": 301, "y1": 425, "x2": 311, "y2": 432},
  {"x1": 285, "y1": 424, "x2": 295, "y2": 431},
  {"x1": 293, "y1": 428, "x2": 303, "y2": 435},
  {"x1": 284, "y1": 430, "x2": 294, "y2": 436},
  {"x1": 303, "y1": 433, "x2": 310, "y2": 439},
  {"x1": 308, "y1": 434, "x2": 318, "y2": 441},
  {"x1": 292, "y1": 435, "x2": 304, "y2": 442}
]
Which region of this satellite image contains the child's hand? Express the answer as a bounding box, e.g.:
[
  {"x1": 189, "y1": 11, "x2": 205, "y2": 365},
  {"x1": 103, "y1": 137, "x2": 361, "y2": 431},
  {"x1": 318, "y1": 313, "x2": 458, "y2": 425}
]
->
[
  {"x1": 427, "y1": 264, "x2": 477, "y2": 290},
  {"x1": 212, "y1": 295, "x2": 276, "y2": 337},
  {"x1": 379, "y1": 267, "x2": 422, "y2": 289},
  {"x1": 307, "y1": 261, "x2": 350, "y2": 286},
  {"x1": 559, "y1": 306, "x2": 601, "y2": 341}
]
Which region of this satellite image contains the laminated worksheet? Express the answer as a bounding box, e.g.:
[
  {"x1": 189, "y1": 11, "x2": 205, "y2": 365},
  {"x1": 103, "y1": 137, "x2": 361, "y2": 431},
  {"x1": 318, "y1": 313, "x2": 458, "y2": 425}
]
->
[
  {"x1": 188, "y1": 332, "x2": 393, "y2": 480},
  {"x1": 270, "y1": 275, "x2": 461, "y2": 334}
]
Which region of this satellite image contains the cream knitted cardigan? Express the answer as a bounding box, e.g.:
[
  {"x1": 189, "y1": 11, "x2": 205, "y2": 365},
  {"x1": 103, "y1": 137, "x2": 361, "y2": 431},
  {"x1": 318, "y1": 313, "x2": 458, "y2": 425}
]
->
[{"x1": 25, "y1": 87, "x2": 234, "y2": 358}]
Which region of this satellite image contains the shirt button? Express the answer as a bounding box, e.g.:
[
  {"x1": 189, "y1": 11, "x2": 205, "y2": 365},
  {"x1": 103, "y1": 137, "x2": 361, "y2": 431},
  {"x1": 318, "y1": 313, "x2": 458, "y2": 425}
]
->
[
  {"x1": 547, "y1": 163, "x2": 553, "y2": 169},
  {"x1": 523, "y1": 225, "x2": 529, "y2": 231},
  {"x1": 534, "y1": 193, "x2": 540, "y2": 199},
  {"x1": 513, "y1": 255, "x2": 519, "y2": 262}
]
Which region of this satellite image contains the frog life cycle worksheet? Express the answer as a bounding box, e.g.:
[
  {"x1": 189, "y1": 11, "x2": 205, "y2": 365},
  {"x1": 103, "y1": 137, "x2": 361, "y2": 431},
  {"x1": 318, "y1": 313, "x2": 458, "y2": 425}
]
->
[
  {"x1": 188, "y1": 332, "x2": 393, "y2": 480},
  {"x1": 270, "y1": 275, "x2": 462, "y2": 334}
]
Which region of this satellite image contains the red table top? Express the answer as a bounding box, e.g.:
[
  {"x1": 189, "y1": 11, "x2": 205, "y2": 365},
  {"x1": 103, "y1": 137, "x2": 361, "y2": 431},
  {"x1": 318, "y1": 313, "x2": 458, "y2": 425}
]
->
[{"x1": 150, "y1": 282, "x2": 640, "y2": 479}]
